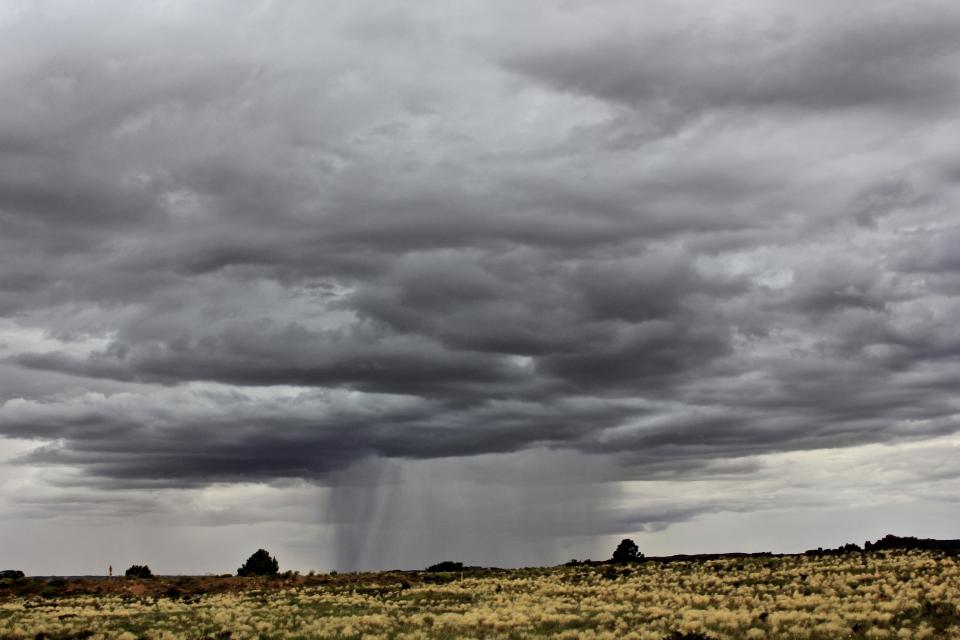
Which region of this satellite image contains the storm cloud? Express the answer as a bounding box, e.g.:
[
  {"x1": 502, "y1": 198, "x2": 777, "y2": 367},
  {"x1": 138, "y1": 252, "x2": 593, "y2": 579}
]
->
[{"x1": 2, "y1": 0, "x2": 960, "y2": 571}]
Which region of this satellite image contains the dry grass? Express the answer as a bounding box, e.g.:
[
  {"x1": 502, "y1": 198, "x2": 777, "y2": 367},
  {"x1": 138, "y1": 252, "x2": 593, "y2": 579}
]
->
[{"x1": 1, "y1": 550, "x2": 958, "y2": 639}]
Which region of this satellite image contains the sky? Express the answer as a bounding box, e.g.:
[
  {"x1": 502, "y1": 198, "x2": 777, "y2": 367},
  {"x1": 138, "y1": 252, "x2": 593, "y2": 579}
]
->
[{"x1": 2, "y1": 0, "x2": 960, "y2": 575}]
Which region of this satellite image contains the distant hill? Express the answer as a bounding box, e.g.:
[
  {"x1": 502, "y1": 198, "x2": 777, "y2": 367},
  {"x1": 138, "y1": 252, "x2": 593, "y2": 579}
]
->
[
  {"x1": 805, "y1": 534, "x2": 960, "y2": 557},
  {"x1": 864, "y1": 534, "x2": 960, "y2": 552}
]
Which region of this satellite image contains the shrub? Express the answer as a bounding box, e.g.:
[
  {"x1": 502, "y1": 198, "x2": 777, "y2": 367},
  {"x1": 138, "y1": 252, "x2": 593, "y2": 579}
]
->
[
  {"x1": 426, "y1": 561, "x2": 463, "y2": 572},
  {"x1": 237, "y1": 549, "x2": 279, "y2": 576},
  {"x1": 41, "y1": 586, "x2": 61, "y2": 599},
  {"x1": 611, "y1": 538, "x2": 644, "y2": 563},
  {"x1": 125, "y1": 564, "x2": 153, "y2": 578}
]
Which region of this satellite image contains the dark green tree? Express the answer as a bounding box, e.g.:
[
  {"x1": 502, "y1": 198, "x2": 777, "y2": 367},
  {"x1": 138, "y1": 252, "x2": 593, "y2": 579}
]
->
[
  {"x1": 237, "y1": 549, "x2": 280, "y2": 576},
  {"x1": 124, "y1": 564, "x2": 153, "y2": 578},
  {"x1": 611, "y1": 538, "x2": 643, "y2": 563}
]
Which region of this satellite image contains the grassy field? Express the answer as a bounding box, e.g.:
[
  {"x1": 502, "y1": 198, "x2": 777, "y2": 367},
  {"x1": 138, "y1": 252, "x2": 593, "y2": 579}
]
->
[{"x1": 1, "y1": 550, "x2": 959, "y2": 639}]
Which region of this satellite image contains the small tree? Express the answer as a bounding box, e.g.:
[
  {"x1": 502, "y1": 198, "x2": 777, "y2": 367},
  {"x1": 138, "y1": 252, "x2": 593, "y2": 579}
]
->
[
  {"x1": 125, "y1": 564, "x2": 153, "y2": 578},
  {"x1": 611, "y1": 538, "x2": 643, "y2": 563},
  {"x1": 237, "y1": 549, "x2": 279, "y2": 576}
]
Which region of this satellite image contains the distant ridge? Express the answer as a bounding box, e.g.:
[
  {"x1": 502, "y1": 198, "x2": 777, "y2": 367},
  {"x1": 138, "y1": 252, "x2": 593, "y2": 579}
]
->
[
  {"x1": 805, "y1": 534, "x2": 960, "y2": 557},
  {"x1": 863, "y1": 534, "x2": 960, "y2": 552}
]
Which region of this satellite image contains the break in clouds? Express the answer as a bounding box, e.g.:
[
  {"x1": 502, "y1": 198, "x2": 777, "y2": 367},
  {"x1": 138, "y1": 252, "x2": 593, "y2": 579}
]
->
[{"x1": 2, "y1": 0, "x2": 960, "y2": 571}]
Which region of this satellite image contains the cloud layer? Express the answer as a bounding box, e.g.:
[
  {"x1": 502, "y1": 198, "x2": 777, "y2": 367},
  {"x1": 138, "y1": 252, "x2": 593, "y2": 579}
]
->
[{"x1": 2, "y1": 0, "x2": 960, "y2": 567}]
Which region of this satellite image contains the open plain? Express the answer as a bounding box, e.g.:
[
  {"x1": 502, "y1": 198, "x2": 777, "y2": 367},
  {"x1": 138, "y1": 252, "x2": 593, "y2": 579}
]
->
[{"x1": 1, "y1": 550, "x2": 959, "y2": 639}]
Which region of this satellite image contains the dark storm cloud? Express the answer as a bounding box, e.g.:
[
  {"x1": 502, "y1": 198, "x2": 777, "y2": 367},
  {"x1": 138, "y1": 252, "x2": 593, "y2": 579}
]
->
[
  {"x1": 503, "y1": 1, "x2": 960, "y2": 117},
  {"x1": 2, "y1": 0, "x2": 960, "y2": 508},
  {"x1": 14, "y1": 327, "x2": 536, "y2": 397},
  {"x1": 1, "y1": 387, "x2": 643, "y2": 487}
]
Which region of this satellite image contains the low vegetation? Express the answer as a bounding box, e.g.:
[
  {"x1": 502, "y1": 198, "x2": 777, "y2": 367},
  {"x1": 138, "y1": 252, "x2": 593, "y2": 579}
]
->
[
  {"x1": 424, "y1": 561, "x2": 464, "y2": 573},
  {"x1": 1, "y1": 549, "x2": 958, "y2": 639}
]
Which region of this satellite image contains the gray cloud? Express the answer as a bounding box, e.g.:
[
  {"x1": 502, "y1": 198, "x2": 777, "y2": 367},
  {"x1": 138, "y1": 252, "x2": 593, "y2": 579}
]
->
[
  {"x1": 2, "y1": 0, "x2": 960, "y2": 569},
  {"x1": 503, "y1": 1, "x2": 960, "y2": 118}
]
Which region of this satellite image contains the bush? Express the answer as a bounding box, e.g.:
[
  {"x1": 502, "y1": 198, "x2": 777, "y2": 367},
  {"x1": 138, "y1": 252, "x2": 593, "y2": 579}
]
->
[
  {"x1": 237, "y1": 549, "x2": 279, "y2": 576},
  {"x1": 425, "y1": 561, "x2": 463, "y2": 572},
  {"x1": 0, "y1": 570, "x2": 24, "y2": 579},
  {"x1": 41, "y1": 586, "x2": 61, "y2": 599},
  {"x1": 125, "y1": 564, "x2": 153, "y2": 578},
  {"x1": 611, "y1": 538, "x2": 644, "y2": 563}
]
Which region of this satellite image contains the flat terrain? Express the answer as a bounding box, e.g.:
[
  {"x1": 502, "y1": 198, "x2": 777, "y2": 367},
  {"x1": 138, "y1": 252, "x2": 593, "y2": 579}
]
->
[{"x1": 1, "y1": 551, "x2": 959, "y2": 639}]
